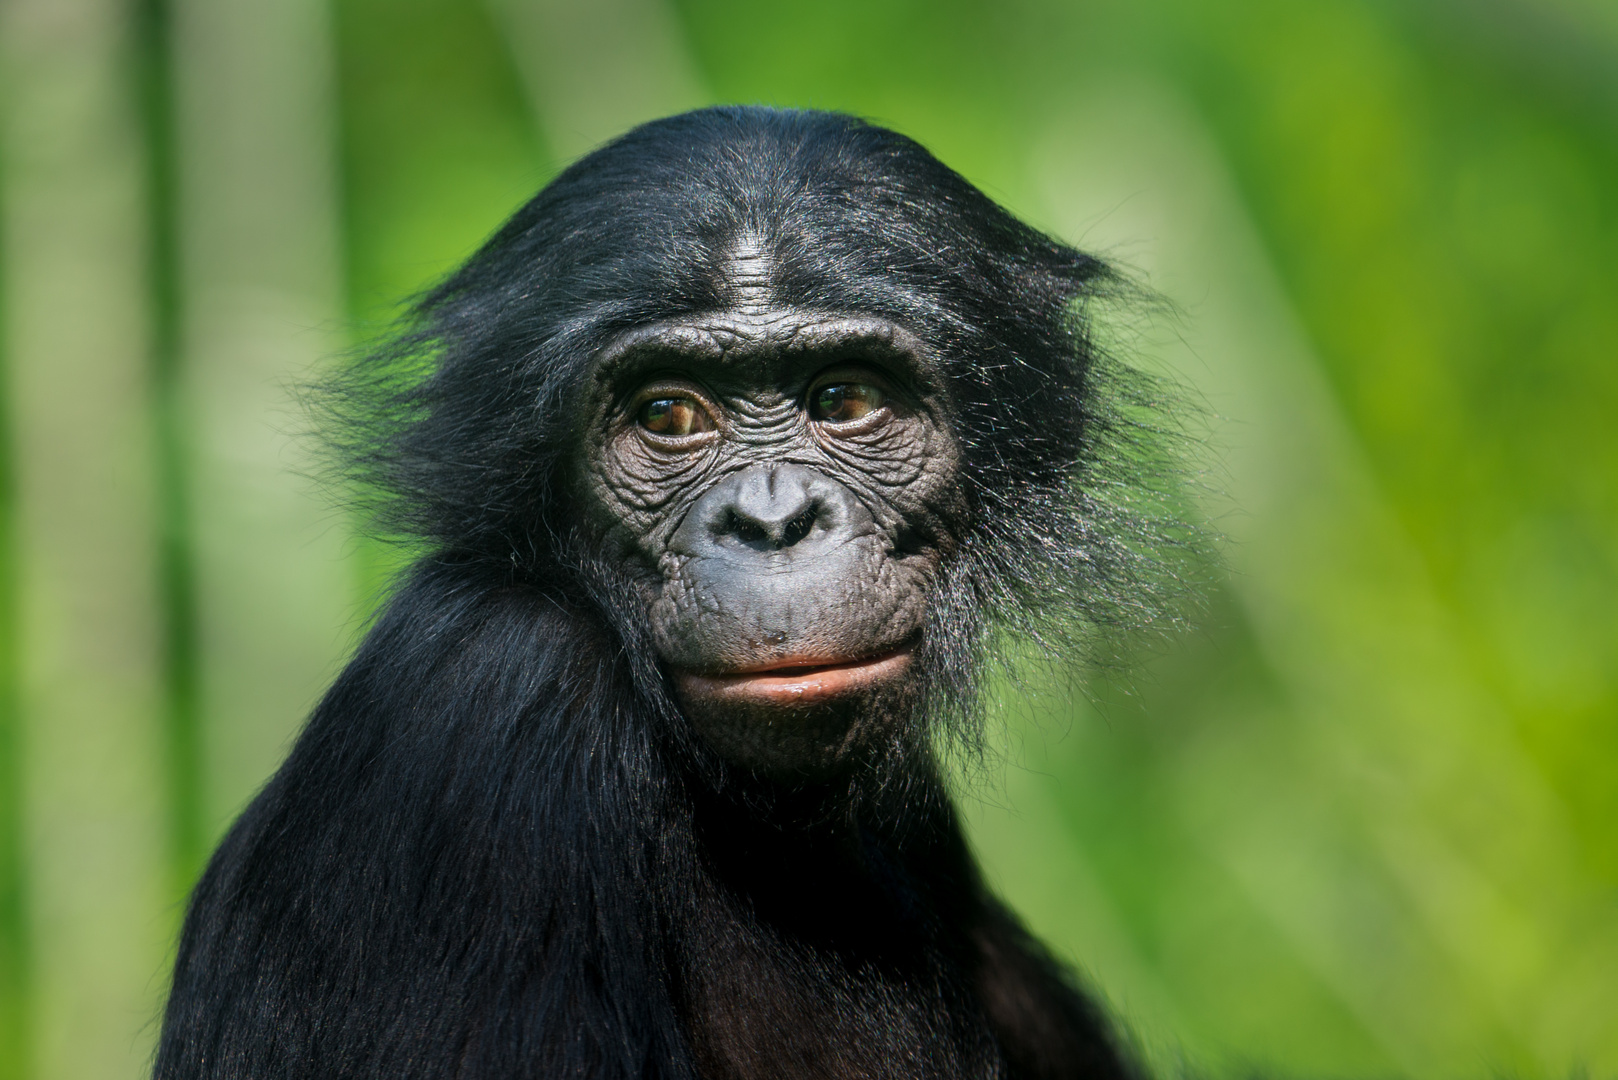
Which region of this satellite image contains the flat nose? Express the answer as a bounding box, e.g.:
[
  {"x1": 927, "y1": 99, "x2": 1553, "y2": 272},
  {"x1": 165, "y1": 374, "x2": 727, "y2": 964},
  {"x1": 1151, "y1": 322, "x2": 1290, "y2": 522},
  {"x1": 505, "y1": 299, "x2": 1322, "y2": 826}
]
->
[{"x1": 675, "y1": 464, "x2": 865, "y2": 557}]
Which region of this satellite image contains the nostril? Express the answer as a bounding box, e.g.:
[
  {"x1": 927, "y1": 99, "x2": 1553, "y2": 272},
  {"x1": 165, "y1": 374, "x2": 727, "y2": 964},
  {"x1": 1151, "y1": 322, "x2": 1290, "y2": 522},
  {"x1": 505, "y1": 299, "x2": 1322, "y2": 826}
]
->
[
  {"x1": 717, "y1": 503, "x2": 820, "y2": 550},
  {"x1": 674, "y1": 465, "x2": 869, "y2": 560},
  {"x1": 725, "y1": 511, "x2": 769, "y2": 546},
  {"x1": 780, "y1": 506, "x2": 817, "y2": 548}
]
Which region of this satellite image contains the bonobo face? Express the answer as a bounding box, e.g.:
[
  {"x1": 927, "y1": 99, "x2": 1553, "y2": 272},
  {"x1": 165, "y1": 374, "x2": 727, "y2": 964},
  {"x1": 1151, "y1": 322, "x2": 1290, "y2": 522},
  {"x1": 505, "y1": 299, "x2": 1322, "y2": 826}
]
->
[{"x1": 580, "y1": 307, "x2": 964, "y2": 776}]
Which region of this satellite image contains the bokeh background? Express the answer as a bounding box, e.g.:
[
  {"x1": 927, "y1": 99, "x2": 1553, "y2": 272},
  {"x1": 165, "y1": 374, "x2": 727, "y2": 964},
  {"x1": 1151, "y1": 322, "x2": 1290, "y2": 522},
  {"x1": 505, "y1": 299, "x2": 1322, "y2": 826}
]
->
[{"x1": 1, "y1": 0, "x2": 1615, "y2": 1076}]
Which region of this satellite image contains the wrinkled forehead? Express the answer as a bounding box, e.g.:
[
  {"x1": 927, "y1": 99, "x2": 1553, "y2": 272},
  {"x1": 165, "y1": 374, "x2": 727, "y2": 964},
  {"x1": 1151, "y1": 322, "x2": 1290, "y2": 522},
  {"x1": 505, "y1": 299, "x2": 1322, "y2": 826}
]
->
[
  {"x1": 560, "y1": 209, "x2": 965, "y2": 398},
  {"x1": 591, "y1": 312, "x2": 941, "y2": 397}
]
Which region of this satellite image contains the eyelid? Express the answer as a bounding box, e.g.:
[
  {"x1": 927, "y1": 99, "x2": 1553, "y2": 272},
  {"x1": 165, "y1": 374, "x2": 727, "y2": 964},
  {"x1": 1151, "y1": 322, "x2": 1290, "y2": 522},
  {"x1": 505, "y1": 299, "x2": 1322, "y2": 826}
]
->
[
  {"x1": 807, "y1": 361, "x2": 902, "y2": 396},
  {"x1": 625, "y1": 376, "x2": 719, "y2": 412}
]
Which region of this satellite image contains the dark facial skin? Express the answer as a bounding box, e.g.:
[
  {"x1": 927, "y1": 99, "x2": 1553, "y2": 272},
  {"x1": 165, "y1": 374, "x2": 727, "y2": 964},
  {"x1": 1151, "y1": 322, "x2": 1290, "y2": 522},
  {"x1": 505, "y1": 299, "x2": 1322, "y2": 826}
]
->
[{"x1": 580, "y1": 306, "x2": 965, "y2": 777}]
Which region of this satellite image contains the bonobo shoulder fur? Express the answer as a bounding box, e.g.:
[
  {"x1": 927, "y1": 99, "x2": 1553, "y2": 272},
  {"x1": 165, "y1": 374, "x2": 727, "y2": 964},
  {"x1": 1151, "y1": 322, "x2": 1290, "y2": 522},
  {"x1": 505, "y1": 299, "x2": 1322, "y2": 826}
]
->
[{"x1": 156, "y1": 106, "x2": 1193, "y2": 1080}]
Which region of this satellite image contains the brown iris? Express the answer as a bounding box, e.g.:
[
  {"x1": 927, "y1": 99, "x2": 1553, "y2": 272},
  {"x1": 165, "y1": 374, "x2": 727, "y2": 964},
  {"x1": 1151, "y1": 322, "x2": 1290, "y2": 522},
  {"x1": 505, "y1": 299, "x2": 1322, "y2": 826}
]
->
[
  {"x1": 811, "y1": 382, "x2": 885, "y2": 424},
  {"x1": 637, "y1": 396, "x2": 712, "y2": 437}
]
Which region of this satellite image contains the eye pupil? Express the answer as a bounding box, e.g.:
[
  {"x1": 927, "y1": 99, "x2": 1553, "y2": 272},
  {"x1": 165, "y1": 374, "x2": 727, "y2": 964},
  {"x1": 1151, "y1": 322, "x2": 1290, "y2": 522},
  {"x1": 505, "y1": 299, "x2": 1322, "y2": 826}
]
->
[{"x1": 812, "y1": 382, "x2": 884, "y2": 424}]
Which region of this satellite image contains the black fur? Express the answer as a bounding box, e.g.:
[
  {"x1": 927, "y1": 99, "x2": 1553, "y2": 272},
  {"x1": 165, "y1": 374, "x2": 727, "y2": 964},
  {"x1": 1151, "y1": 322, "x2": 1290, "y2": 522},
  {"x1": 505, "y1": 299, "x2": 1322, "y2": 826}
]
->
[{"x1": 156, "y1": 107, "x2": 1191, "y2": 1079}]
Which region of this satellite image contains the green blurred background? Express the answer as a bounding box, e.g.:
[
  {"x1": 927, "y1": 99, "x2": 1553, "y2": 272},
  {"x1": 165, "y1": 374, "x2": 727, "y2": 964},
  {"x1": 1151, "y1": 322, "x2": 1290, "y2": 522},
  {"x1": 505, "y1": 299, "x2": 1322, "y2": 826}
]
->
[{"x1": 2, "y1": 0, "x2": 1615, "y2": 1076}]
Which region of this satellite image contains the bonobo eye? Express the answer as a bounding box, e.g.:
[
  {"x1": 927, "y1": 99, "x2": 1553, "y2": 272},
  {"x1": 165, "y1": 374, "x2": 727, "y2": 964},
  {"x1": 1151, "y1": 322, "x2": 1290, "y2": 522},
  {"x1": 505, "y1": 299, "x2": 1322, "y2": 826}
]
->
[
  {"x1": 638, "y1": 396, "x2": 713, "y2": 437},
  {"x1": 811, "y1": 383, "x2": 886, "y2": 425}
]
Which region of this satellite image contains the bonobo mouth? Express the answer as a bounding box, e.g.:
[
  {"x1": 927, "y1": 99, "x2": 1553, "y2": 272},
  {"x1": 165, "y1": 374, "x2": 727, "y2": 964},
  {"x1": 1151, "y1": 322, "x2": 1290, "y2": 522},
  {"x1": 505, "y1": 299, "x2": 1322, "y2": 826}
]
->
[{"x1": 675, "y1": 644, "x2": 915, "y2": 708}]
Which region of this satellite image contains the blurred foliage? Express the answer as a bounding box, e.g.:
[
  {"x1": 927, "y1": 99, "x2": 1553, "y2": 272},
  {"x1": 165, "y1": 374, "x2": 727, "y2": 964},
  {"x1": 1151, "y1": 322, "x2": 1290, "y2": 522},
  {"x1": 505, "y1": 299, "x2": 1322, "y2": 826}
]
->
[{"x1": 1, "y1": 0, "x2": 1614, "y2": 1077}]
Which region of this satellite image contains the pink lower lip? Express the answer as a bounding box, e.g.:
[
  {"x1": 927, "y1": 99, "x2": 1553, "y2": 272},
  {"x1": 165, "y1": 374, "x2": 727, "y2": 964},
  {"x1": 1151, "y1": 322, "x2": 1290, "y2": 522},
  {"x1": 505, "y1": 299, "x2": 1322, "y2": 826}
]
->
[{"x1": 676, "y1": 645, "x2": 915, "y2": 708}]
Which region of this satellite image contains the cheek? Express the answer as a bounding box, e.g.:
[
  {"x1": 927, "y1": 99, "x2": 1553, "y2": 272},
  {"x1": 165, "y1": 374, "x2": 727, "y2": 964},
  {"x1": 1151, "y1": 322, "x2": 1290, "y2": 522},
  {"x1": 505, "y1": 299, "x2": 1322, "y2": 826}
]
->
[
  {"x1": 584, "y1": 431, "x2": 715, "y2": 552},
  {"x1": 818, "y1": 424, "x2": 965, "y2": 539}
]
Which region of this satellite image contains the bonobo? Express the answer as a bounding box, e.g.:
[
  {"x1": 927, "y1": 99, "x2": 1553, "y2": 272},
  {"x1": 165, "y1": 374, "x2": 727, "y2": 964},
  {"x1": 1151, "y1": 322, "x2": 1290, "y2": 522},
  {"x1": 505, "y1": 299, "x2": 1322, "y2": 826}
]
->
[{"x1": 156, "y1": 106, "x2": 1185, "y2": 1080}]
